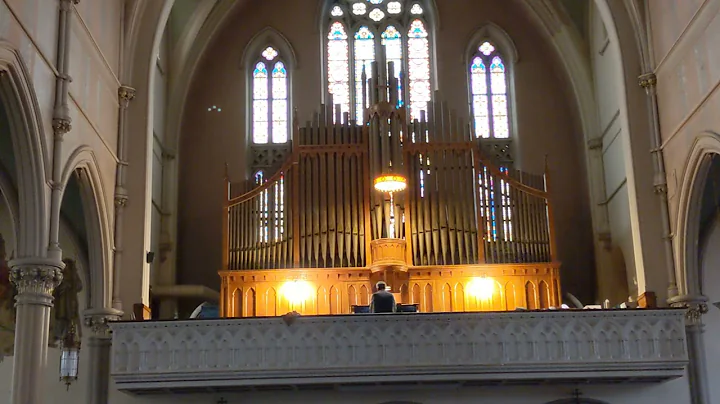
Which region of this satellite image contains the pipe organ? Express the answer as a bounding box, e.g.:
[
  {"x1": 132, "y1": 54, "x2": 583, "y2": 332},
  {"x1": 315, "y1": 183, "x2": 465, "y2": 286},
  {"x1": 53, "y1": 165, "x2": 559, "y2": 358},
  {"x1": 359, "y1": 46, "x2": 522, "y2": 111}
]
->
[{"x1": 221, "y1": 63, "x2": 561, "y2": 317}]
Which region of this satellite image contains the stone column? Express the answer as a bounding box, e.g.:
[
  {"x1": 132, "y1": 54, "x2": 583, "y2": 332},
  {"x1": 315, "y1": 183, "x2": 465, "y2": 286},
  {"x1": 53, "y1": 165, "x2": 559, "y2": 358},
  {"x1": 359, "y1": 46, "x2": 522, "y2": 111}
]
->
[
  {"x1": 8, "y1": 258, "x2": 64, "y2": 404},
  {"x1": 84, "y1": 309, "x2": 122, "y2": 404},
  {"x1": 681, "y1": 299, "x2": 711, "y2": 404}
]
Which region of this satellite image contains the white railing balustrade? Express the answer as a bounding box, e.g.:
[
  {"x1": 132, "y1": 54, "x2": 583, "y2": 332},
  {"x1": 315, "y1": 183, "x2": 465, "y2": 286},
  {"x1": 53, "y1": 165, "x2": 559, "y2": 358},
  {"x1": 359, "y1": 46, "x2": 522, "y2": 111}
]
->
[{"x1": 110, "y1": 309, "x2": 687, "y2": 393}]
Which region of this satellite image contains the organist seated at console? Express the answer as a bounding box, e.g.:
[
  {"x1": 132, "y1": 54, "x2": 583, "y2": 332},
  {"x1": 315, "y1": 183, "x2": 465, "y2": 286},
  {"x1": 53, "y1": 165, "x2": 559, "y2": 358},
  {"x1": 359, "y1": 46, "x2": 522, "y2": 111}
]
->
[{"x1": 369, "y1": 281, "x2": 396, "y2": 313}]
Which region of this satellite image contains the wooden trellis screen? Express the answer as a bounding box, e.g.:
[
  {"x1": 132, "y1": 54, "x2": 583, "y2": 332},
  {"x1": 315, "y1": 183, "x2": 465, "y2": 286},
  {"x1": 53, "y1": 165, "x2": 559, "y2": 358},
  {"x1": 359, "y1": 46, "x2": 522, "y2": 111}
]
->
[{"x1": 223, "y1": 103, "x2": 557, "y2": 271}]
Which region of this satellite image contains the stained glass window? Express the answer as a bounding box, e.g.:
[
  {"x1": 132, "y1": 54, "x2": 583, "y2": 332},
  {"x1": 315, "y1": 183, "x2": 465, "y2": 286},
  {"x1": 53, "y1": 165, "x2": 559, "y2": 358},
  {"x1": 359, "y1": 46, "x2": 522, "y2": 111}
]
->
[
  {"x1": 252, "y1": 46, "x2": 289, "y2": 144},
  {"x1": 326, "y1": 1, "x2": 433, "y2": 123},
  {"x1": 354, "y1": 26, "x2": 375, "y2": 122},
  {"x1": 407, "y1": 19, "x2": 430, "y2": 121},
  {"x1": 327, "y1": 21, "x2": 351, "y2": 118},
  {"x1": 470, "y1": 41, "x2": 510, "y2": 139}
]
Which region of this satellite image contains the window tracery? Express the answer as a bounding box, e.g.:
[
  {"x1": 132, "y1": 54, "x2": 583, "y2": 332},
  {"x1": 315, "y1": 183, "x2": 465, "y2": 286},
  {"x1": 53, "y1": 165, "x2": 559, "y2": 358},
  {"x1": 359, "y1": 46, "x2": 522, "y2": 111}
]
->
[
  {"x1": 252, "y1": 46, "x2": 289, "y2": 144},
  {"x1": 325, "y1": 0, "x2": 433, "y2": 123},
  {"x1": 470, "y1": 40, "x2": 510, "y2": 139}
]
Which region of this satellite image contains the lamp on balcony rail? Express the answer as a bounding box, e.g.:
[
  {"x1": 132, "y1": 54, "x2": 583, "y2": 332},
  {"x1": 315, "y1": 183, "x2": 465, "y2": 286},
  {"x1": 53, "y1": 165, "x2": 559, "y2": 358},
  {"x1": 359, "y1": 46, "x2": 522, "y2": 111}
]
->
[{"x1": 59, "y1": 321, "x2": 81, "y2": 390}]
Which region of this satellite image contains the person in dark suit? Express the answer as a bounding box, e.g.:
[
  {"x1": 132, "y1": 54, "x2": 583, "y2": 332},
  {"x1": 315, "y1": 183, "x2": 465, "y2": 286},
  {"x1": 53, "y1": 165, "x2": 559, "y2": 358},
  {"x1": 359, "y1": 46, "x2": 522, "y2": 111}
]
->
[{"x1": 369, "y1": 281, "x2": 396, "y2": 313}]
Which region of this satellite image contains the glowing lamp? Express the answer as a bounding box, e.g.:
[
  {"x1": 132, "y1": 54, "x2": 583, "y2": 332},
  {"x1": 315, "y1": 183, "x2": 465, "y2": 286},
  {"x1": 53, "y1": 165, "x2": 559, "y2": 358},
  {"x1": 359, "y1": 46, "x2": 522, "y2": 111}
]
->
[
  {"x1": 280, "y1": 280, "x2": 314, "y2": 304},
  {"x1": 467, "y1": 277, "x2": 496, "y2": 300},
  {"x1": 374, "y1": 174, "x2": 407, "y2": 193},
  {"x1": 59, "y1": 322, "x2": 80, "y2": 390}
]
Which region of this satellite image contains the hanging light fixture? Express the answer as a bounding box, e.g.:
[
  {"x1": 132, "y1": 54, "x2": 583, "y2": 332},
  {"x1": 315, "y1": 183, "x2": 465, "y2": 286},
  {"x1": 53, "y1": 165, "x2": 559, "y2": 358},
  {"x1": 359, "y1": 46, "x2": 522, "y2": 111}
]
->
[
  {"x1": 373, "y1": 174, "x2": 407, "y2": 193},
  {"x1": 59, "y1": 322, "x2": 81, "y2": 390}
]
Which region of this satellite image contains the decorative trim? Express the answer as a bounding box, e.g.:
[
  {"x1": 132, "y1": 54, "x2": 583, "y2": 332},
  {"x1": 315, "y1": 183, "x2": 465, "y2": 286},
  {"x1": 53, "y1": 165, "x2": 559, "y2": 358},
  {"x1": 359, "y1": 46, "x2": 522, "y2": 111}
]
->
[
  {"x1": 110, "y1": 309, "x2": 687, "y2": 393},
  {"x1": 638, "y1": 72, "x2": 657, "y2": 89},
  {"x1": 83, "y1": 308, "x2": 122, "y2": 338},
  {"x1": 586, "y1": 138, "x2": 603, "y2": 150},
  {"x1": 8, "y1": 258, "x2": 64, "y2": 297},
  {"x1": 672, "y1": 133, "x2": 720, "y2": 297},
  {"x1": 118, "y1": 85, "x2": 136, "y2": 108},
  {"x1": 669, "y1": 295, "x2": 709, "y2": 326},
  {"x1": 52, "y1": 117, "x2": 72, "y2": 136}
]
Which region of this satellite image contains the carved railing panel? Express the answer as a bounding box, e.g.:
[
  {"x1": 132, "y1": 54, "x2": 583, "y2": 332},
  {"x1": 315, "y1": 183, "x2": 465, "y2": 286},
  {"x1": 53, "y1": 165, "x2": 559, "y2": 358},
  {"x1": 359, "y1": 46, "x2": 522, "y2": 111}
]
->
[{"x1": 111, "y1": 309, "x2": 687, "y2": 392}]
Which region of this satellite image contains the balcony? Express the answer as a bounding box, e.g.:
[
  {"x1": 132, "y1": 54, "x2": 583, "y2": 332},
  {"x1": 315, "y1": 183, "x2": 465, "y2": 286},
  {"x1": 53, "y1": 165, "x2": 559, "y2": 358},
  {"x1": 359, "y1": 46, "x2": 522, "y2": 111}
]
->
[{"x1": 110, "y1": 309, "x2": 687, "y2": 394}]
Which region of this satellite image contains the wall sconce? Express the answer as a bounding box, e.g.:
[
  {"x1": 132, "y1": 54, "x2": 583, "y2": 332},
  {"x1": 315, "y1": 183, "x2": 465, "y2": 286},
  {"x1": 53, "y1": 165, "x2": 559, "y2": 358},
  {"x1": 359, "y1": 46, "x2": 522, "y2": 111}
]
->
[{"x1": 59, "y1": 322, "x2": 81, "y2": 390}]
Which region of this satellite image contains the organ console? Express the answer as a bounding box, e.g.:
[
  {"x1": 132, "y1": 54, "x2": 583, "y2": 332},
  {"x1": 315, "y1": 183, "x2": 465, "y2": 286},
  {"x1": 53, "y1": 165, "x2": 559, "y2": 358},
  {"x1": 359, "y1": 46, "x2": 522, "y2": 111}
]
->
[{"x1": 219, "y1": 62, "x2": 561, "y2": 317}]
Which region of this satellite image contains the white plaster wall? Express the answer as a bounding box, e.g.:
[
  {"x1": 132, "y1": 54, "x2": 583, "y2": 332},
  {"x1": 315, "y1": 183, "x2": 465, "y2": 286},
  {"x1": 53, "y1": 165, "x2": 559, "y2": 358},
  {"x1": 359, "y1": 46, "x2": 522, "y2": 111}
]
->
[
  {"x1": 589, "y1": 4, "x2": 636, "y2": 298},
  {"x1": 109, "y1": 378, "x2": 691, "y2": 404},
  {"x1": 0, "y1": 0, "x2": 122, "y2": 268},
  {"x1": 649, "y1": 0, "x2": 720, "y2": 242},
  {"x1": 700, "y1": 216, "x2": 720, "y2": 403}
]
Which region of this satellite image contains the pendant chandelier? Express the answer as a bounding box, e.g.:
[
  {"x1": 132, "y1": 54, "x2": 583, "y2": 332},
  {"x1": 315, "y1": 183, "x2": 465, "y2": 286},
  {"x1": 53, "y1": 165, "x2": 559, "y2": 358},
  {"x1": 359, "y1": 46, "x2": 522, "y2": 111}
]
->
[{"x1": 59, "y1": 322, "x2": 81, "y2": 390}]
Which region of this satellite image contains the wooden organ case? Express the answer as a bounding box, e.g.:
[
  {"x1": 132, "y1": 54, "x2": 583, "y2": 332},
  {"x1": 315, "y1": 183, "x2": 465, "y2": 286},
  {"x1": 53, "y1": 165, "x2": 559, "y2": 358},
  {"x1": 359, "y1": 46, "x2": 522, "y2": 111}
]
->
[{"x1": 220, "y1": 63, "x2": 561, "y2": 317}]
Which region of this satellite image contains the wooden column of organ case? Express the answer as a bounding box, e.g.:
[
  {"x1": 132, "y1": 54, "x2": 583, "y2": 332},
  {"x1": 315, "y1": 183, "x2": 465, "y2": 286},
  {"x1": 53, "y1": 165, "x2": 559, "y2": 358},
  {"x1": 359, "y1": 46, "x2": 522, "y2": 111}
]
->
[{"x1": 220, "y1": 62, "x2": 561, "y2": 317}]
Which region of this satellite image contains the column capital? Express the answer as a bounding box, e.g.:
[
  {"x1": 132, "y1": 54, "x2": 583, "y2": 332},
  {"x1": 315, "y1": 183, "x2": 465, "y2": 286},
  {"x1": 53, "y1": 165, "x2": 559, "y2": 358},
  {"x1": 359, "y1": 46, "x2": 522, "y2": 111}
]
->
[
  {"x1": 83, "y1": 308, "x2": 123, "y2": 338},
  {"x1": 669, "y1": 294, "x2": 709, "y2": 326},
  {"x1": 118, "y1": 85, "x2": 136, "y2": 108},
  {"x1": 638, "y1": 72, "x2": 657, "y2": 88},
  {"x1": 8, "y1": 258, "x2": 64, "y2": 297},
  {"x1": 51, "y1": 117, "x2": 72, "y2": 137}
]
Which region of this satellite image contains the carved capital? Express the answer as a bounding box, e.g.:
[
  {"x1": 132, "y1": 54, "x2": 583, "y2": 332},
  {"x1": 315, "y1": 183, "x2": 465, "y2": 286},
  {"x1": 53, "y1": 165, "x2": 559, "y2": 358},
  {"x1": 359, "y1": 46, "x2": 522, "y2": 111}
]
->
[
  {"x1": 114, "y1": 194, "x2": 128, "y2": 208},
  {"x1": 52, "y1": 117, "x2": 72, "y2": 136},
  {"x1": 653, "y1": 183, "x2": 668, "y2": 195},
  {"x1": 638, "y1": 73, "x2": 657, "y2": 89},
  {"x1": 684, "y1": 303, "x2": 708, "y2": 326},
  {"x1": 670, "y1": 295, "x2": 709, "y2": 326},
  {"x1": 83, "y1": 309, "x2": 122, "y2": 338},
  {"x1": 8, "y1": 258, "x2": 64, "y2": 297},
  {"x1": 587, "y1": 137, "x2": 603, "y2": 151},
  {"x1": 118, "y1": 85, "x2": 136, "y2": 108}
]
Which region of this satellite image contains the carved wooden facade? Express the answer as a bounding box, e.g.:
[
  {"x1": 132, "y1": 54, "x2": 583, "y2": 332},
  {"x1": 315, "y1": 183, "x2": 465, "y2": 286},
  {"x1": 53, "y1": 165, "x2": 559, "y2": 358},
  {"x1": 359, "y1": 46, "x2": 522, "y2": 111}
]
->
[{"x1": 221, "y1": 66, "x2": 560, "y2": 316}]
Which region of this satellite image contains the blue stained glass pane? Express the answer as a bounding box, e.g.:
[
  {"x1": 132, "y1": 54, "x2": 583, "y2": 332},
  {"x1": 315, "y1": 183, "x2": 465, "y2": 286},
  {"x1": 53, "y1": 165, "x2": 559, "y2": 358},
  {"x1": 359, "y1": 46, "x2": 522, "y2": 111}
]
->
[
  {"x1": 253, "y1": 62, "x2": 267, "y2": 78},
  {"x1": 272, "y1": 61, "x2": 287, "y2": 77},
  {"x1": 368, "y1": 0, "x2": 384, "y2": 4},
  {"x1": 408, "y1": 19, "x2": 428, "y2": 38}
]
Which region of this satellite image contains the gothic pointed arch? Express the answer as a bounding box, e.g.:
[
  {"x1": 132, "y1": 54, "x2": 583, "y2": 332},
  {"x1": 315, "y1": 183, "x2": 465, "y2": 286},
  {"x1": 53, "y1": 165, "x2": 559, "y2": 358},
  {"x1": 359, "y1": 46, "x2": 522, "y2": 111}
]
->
[
  {"x1": 465, "y1": 23, "x2": 517, "y2": 166},
  {"x1": 0, "y1": 44, "x2": 50, "y2": 258},
  {"x1": 60, "y1": 147, "x2": 114, "y2": 309},
  {"x1": 243, "y1": 28, "x2": 297, "y2": 175},
  {"x1": 673, "y1": 132, "x2": 720, "y2": 297}
]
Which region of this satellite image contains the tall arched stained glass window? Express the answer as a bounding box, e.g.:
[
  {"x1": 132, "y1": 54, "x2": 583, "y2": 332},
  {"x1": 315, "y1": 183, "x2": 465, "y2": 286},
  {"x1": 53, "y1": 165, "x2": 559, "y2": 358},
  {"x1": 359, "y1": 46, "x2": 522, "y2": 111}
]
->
[
  {"x1": 326, "y1": 1, "x2": 434, "y2": 123},
  {"x1": 470, "y1": 41, "x2": 510, "y2": 139},
  {"x1": 328, "y1": 22, "x2": 351, "y2": 118},
  {"x1": 252, "y1": 46, "x2": 289, "y2": 144}
]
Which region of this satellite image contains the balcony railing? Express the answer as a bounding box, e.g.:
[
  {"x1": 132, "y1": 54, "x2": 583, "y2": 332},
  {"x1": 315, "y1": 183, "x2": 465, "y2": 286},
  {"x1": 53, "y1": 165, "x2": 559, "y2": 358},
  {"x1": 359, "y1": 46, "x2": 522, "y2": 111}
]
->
[{"x1": 110, "y1": 309, "x2": 687, "y2": 394}]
